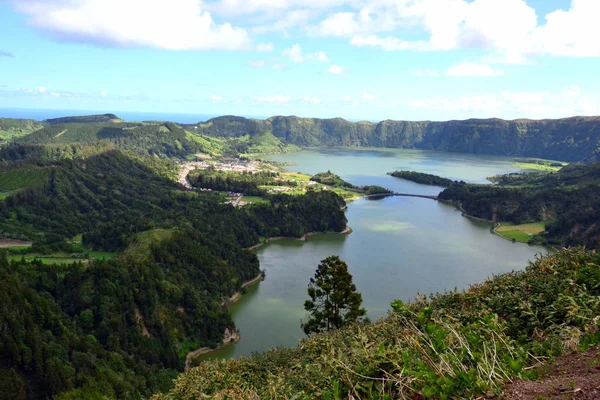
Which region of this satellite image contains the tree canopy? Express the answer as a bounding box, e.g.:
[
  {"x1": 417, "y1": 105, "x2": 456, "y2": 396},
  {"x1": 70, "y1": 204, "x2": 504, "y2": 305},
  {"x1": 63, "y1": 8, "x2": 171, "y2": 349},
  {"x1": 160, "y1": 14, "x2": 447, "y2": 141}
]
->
[{"x1": 302, "y1": 256, "x2": 366, "y2": 335}]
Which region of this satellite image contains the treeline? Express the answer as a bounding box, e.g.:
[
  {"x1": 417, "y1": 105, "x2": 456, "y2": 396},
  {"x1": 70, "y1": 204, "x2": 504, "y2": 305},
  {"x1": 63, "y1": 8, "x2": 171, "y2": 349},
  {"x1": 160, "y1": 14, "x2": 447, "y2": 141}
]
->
[
  {"x1": 389, "y1": 170, "x2": 454, "y2": 187},
  {"x1": 189, "y1": 115, "x2": 600, "y2": 162},
  {"x1": 439, "y1": 164, "x2": 600, "y2": 247},
  {"x1": 0, "y1": 148, "x2": 348, "y2": 398},
  {"x1": 311, "y1": 171, "x2": 392, "y2": 195},
  {"x1": 188, "y1": 169, "x2": 283, "y2": 195}
]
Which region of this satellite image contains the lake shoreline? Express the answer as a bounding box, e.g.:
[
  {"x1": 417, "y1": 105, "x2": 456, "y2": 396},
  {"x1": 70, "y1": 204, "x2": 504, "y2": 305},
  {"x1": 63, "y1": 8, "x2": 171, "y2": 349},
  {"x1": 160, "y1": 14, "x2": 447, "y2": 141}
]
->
[
  {"x1": 185, "y1": 272, "x2": 264, "y2": 368},
  {"x1": 246, "y1": 225, "x2": 352, "y2": 251}
]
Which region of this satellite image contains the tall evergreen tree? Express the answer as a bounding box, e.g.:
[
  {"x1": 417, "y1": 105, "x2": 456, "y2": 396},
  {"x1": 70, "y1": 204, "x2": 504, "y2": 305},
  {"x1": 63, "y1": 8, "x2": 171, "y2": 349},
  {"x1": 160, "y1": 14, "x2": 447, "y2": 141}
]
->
[{"x1": 302, "y1": 256, "x2": 366, "y2": 335}]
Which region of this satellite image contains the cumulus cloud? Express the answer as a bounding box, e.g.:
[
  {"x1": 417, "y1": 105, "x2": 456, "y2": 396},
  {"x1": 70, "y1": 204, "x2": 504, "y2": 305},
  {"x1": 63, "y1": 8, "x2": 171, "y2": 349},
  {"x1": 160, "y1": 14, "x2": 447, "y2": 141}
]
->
[
  {"x1": 100, "y1": 90, "x2": 108, "y2": 97},
  {"x1": 38, "y1": 86, "x2": 47, "y2": 93},
  {"x1": 328, "y1": 65, "x2": 348, "y2": 75},
  {"x1": 10, "y1": 0, "x2": 252, "y2": 51},
  {"x1": 247, "y1": 60, "x2": 266, "y2": 68},
  {"x1": 445, "y1": 62, "x2": 504, "y2": 77},
  {"x1": 362, "y1": 92, "x2": 376, "y2": 101},
  {"x1": 408, "y1": 85, "x2": 600, "y2": 119},
  {"x1": 0, "y1": 50, "x2": 15, "y2": 58},
  {"x1": 255, "y1": 95, "x2": 290, "y2": 104},
  {"x1": 308, "y1": 0, "x2": 600, "y2": 61},
  {"x1": 272, "y1": 64, "x2": 288, "y2": 70},
  {"x1": 211, "y1": 95, "x2": 224, "y2": 103},
  {"x1": 256, "y1": 43, "x2": 274, "y2": 52},
  {"x1": 302, "y1": 96, "x2": 321, "y2": 104},
  {"x1": 282, "y1": 44, "x2": 329, "y2": 63}
]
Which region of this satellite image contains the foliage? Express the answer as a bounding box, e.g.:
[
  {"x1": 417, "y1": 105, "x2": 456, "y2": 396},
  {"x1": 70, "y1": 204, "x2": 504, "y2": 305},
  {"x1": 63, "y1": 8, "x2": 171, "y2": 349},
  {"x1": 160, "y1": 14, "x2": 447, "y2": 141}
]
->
[
  {"x1": 0, "y1": 118, "x2": 44, "y2": 144},
  {"x1": 44, "y1": 114, "x2": 121, "y2": 125},
  {"x1": 155, "y1": 247, "x2": 600, "y2": 400},
  {"x1": 439, "y1": 163, "x2": 600, "y2": 247},
  {"x1": 302, "y1": 256, "x2": 366, "y2": 335},
  {"x1": 188, "y1": 115, "x2": 600, "y2": 162},
  {"x1": 0, "y1": 148, "x2": 348, "y2": 398},
  {"x1": 389, "y1": 170, "x2": 454, "y2": 187},
  {"x1": 311, "y1": 171, "x2": 358, "y2": 189},
  {"x1": 188, "y1": 168, "x2": 280, "y2": 196}
]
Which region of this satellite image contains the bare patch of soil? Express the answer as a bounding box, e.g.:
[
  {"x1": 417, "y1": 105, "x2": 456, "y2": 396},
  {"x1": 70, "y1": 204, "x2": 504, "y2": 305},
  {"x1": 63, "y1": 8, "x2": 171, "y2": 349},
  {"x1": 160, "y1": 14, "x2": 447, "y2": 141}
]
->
[{"x1": 503, "y1": 347, "x2": 600, "y2": 400}]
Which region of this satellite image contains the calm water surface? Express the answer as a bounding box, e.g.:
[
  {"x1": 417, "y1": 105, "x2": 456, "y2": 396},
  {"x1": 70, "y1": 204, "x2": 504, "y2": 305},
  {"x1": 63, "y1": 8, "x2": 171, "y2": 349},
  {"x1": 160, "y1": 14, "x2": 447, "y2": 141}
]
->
[{"x1": 199, "y1": 149, "x2": 546, "y2": 360}]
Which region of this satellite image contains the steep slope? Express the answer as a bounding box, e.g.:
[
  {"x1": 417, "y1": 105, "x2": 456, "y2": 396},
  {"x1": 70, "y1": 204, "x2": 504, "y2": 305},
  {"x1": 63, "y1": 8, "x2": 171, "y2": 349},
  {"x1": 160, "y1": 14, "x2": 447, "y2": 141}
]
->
[
  {"x1": 155, "y1": 247, "x2": 600, "y2": 400},
  {"x1": 0, "y1": 118, "x2": 45, "y2": 144},
  {"x1": 189, "y1": 115, "x2": 600, "y2": 162}
]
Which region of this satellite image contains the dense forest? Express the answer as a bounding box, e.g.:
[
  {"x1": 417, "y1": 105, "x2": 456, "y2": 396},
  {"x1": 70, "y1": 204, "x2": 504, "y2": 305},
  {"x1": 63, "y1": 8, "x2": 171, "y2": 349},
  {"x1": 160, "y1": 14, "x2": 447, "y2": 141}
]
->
[
  {"x1": 389, "y1": 170, "x2": 455, "y2": 187},
  {"x1": 439, "y1": 163, "x2": 600, "y2": 247},
  {"x1": 188, "y1": 115, "x2": 600, "y2": 162},
  {"x1": 0, "y1": 146, "x2": 348, "y2": 398},
  {"x1": 188, "y1": 169, "x2": 285, "y2": 196}
]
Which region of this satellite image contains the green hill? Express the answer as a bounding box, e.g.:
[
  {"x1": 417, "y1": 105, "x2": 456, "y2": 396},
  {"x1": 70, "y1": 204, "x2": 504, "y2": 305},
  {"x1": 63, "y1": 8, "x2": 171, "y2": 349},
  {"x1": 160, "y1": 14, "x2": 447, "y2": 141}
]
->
[
  {"x1": 154, "y1": 247, "x2": 600, "y2": 400},
  {"x1": 43, "y1": 113, "x2": 121, "y2": 125},
  {"x1": 187, "y1": 115, "x2": 600, "y2": 162},
  {"x1": 0, "y1": 118, "x2": 45, "y2": 144},
  {"x1": 439, "y1": 163, "x2": 600, "y2": 246}
]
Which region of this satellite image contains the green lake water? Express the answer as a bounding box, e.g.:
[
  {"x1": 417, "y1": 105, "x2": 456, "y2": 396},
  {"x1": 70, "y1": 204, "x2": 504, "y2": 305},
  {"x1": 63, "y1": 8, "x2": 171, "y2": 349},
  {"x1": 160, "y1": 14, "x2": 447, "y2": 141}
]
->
[{"x1": 198, "y1": 148, "x2": 546, "y2": 361}]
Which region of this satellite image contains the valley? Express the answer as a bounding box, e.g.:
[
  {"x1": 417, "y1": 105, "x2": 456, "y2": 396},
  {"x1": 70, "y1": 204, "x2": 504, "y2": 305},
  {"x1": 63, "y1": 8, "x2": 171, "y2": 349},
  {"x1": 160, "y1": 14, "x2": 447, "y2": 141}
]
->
[{"x1": 0, "y1": 114, "x2": 599, "y2": 399}]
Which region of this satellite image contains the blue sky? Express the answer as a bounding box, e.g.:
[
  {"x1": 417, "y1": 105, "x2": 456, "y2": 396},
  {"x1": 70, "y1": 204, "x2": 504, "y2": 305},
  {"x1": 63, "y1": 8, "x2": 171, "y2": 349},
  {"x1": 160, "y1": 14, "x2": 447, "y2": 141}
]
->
[{"x1": 0, "y1": 0, "x2": 599, "y2": 121}]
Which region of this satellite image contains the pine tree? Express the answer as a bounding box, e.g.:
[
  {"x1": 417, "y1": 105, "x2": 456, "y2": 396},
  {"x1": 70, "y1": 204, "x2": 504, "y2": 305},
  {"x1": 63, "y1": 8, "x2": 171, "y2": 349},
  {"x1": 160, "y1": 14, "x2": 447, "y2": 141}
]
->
[{"x1": 302, "y1": 256, "x2": 366, "y2": 335}]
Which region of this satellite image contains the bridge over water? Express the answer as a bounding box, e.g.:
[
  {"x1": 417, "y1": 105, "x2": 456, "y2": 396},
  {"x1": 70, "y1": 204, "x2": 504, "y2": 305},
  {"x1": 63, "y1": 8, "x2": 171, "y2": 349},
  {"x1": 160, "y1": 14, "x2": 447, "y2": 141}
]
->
[{"x1": 363, "y1": 193, "x2": 439, "y2": 200}]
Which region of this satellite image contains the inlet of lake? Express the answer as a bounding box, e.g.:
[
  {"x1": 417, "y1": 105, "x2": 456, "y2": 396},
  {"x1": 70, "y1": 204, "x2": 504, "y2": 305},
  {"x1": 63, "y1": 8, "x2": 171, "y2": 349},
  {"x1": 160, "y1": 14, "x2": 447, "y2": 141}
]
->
[{"x1": 198, "y1": 148, "x2": 547, "y2": 361}]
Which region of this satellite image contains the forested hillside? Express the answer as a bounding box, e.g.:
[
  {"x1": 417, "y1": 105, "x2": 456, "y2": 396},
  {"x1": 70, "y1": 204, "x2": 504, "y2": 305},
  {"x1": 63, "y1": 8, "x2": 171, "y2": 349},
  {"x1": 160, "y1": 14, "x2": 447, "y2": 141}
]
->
[
  {"x1": 0, "y1": 147, "x2": 348, "y2": 399},
  {"x1": 155, "y1": 247, "x2": 600, "y2": 400},
  {"x1": 439, "y1": 163, "x2": 600, "y2": 247},
  {"x1": 0, "y1": 118, "x2": 45, "y2": 144},
  {"x1": 190, "y1": 115, "x2": 600, "y2": 162}
]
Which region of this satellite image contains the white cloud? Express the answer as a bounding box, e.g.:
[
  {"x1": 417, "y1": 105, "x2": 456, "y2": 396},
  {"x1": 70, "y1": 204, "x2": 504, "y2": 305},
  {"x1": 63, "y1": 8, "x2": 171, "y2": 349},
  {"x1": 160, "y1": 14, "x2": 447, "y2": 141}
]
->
[
  {"x1": 445, "y1": 62, "x2": 504, "y2": 77},
  {"x1": 100, "y1": 90, "x2": 108, "y2": 97},
  {"x1": 362, "y1": 92, "x2": 376, "y2": 101},
  {"x1": 211, "y1": 95, "x2": 224, "y2": 103},
  {"x1": 256, "y1": 43, "x2": 274, "y2": 52},
  {"x1": 305, "y1": 0, "x2": 600, "y2": 61},
  {"x1": 11, "y1": 0, "x2": 252, "y2": 51},
  {"x1": 255, "y1": 95, "x2": 290, "y2": 104},
  {"x1": 247, "y1": 60, "x2": 266, "y2": 68},
  {"x1": 273, "y1": 64, "x2": 288, "y2": 70},
  {"x1": 408, "y1": 85, "x2": 600, "y2": 119},
  {"x1": 38, "y1": 86, "x2": 47, "y2": 93},
  {"x1": 351, "y1": 35, "x2": 428, "y2": 51},
  {"x1": 282, "y1": 44, "x2": 329, "y2": 63},
  {"x1": 302, "y1": 96, "x2": 321, "y2": 104},
  {"x1": 342, "y1": 96, "x2": 352, "y2": 102},
  {"x1": 413, "y1": 69, "x2": 440, "y2": 77},
  {"x1": 328, "y1": 65, "x2": 348, "y2": 75},
  {"x1": 51, "y1": 92, "x2": 61, "y2": 97}
]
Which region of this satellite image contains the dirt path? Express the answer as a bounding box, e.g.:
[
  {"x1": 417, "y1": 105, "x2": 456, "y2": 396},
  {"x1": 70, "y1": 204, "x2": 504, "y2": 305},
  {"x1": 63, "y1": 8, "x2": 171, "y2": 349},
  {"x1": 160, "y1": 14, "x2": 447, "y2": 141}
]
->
[
  {"x1": 0, "y1": 239, "x2": 32, "y2": 248},
  {"x1": 503, "y1": 346, "x2": 600, "y2": 399}
]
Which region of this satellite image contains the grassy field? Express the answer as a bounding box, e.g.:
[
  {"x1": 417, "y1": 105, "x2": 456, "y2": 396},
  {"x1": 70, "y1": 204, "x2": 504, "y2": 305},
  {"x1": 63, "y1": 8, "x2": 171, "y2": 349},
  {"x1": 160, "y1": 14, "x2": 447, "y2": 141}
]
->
[
  {"x1": 496, "y1": 222, "x2": 546, "y2": 242},
  {"x1": 121, "y1": 229, "x2": 174, "y2": 260},
  {"x1": 241, "y1": 195, "x2": 270, "y2": 204},
  {"x1": 6, "y1": 251, "x2": 116, "y2": 265},
  {"x1": 513, "y1": 160, "x2": 566, "y2": 172}
]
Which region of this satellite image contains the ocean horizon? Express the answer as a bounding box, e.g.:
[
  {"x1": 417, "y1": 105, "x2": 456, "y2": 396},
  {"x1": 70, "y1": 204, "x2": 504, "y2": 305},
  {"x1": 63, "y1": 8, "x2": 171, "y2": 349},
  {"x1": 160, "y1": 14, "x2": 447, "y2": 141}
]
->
[{"x1": 0, "y1": 108, "x2": 269, "y2": 124}]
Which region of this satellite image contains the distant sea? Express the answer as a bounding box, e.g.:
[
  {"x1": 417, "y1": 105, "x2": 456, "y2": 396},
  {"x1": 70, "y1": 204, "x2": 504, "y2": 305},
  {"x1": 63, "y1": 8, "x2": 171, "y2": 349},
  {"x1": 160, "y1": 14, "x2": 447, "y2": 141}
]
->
[{"x1": 0, "y1": 108, "x2": 267, "y2": 124}]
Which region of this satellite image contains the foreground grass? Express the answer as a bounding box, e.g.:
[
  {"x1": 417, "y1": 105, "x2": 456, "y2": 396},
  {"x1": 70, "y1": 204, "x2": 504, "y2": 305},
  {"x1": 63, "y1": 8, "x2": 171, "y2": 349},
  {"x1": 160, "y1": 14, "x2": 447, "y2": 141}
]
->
[
  {"x1": 155, "y1": 247, "x2": 600, "y2": 400},
  {"x1": 496, "y1": 222, "x2": 546, "y2": 243}
]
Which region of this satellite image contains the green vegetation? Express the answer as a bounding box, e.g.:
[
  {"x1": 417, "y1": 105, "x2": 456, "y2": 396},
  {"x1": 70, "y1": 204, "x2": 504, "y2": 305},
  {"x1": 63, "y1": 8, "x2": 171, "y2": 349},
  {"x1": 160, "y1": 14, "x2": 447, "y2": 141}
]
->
[
  {"x1": 44, "y1": 113, "x2": 121, "y2": 125},
  {"x1": 241, "y1": 195, "x2": 270, "y2": 204},
  {"x1": 0, "y1": 167, "x2": 48, "y2": 198},
  {"x1": 188, "y1": 115, "x2": 600, "y2": 162},
  {"x1": 0, "y1": 118, "x2": 45, "y2": 144},
  {"x1": 514, "y1": 158, "x2": 567, "y2": 172},
  {"x1": 496, "y1": 222, "x2": 547, "y2": 243},
  {"x1": 302, "y1": 256, "x2": 366, "y2": 335},
  {"x1": 155, "y1": 247, "x2": 600, "y2": 400},
  {"x1": 439, "y1": 163, "x2": 600, "y2": 247},
  {"x1": 389, "y1": 170, "x2": 454, "y2": 187},
  {"x1": 0, "y1": 146, "x2": 348, "y2": 398},
  {"x1": 311, "y1": 171, "x2": 358, "y2": 189}
]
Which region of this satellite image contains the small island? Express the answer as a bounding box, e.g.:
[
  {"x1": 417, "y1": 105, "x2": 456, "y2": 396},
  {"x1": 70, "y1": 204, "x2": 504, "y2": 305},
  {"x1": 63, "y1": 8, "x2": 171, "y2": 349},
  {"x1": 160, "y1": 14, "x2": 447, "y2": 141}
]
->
[{"x1": 388, "y1": 170, "x2": 454, "y2": 187}]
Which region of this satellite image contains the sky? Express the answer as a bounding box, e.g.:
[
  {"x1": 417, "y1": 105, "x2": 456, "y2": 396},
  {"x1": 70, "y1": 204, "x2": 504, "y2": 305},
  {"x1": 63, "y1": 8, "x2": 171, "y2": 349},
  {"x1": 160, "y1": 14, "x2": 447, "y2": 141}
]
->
[{"x1": 0, "y1": 0, "x2": 599, "y2": 121}]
